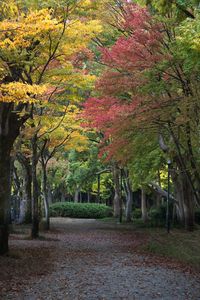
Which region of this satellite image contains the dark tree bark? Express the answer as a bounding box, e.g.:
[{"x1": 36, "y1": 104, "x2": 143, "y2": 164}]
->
[
  {"x1": 0, "y1": 139, "x2": 11, "y2": 254},
  {"x1": 31, "y1": 135, "x2": 39, "y2": 238},
  {"x1": 181, "y1": 174, "x2": 194, "y2": 231},
  {"x1": 0, "y1": 105, "x2": 28, "y2": 253},
  {"x1": 0, "y1": 102, "x2": 28, "y2": 254}
]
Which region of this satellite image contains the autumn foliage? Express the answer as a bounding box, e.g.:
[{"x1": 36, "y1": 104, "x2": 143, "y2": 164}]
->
[{"x1": 83, "y1": 3, "x2": 164, "y2": 162}]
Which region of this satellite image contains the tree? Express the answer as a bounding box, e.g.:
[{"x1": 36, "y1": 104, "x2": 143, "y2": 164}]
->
[
  {"x1": 83, "y1": 1, "x2": 200, "y2": 230},
  {"x1": 0, "y1": 0, "x2": 102, "y2": 254}
]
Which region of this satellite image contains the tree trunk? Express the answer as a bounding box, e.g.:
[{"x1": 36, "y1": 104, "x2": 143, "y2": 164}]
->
[
  {"x1": 172, "y1": 172, "x2": 185, "y2": 225},
  {"x1": 41, "y1": 160, "x2": 49, "y2": 230},
  {"x1": 141, "y1": 189, "x2": 148, "y2": 223},
  {"x1": 31, "y1": 136, "x2": 39, "y2": 238},
  {"x1": 123, "y1": 172, "x2": 133, "y2": 222},
  {"x1": 23, "y1": 163, "x2": 32, "y2": 223},
  {"x1": 156, "y1": 194, "x2": 162, "y2": 207},
  {"x1": 74, "y1": 188, "x2": 79, "y2": 203},
  {"x1": 182, "y1": 174, "x2": 194, "y2": 231},
  {"x1": 61, "y1": 191, "x2": 65, "y2": 202},
  {"x1": 87, "y1": 191, "x2": 90, "y2": 203},
  {"x1": 172, "y1": 169, "x2": 194, "y2": 230},
  {"x1": 113, "y1": 164, "x2": 121, "y2": 218},
  {"x1": 47, "y1": 185, "x2": 53, "y2": 205},
  {"x1": 17, "y1": 155, "x2": 32, "y2": 223},
  {"x1": 97, "y1": 174, "x2": 100, "y2": 203},
  {"x1": 0, "y1": 139, "x2": 11, "y2": 254},
  {"x1": 0, "y1": 90, "x2": 30, "y2": 254},
  {"x1": 79, "y1": 192, "x2": 82, "y2": 203}
]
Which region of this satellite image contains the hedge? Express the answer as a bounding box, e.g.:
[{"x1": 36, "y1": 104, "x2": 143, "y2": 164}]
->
[{"x1": 49, "y1": 202, "x2": 113, "y2": 219}]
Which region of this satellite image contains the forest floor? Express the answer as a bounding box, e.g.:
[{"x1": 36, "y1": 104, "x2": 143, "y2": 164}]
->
[{"x1": 0, "y1": 218, "x2": 200, "y2": 300}]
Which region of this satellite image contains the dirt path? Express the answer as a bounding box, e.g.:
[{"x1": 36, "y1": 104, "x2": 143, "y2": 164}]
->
[{"x1": 0, "y1": 218, "x2": 200, "y2": 300}]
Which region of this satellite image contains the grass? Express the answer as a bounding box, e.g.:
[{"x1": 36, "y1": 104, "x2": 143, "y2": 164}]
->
[
  {"x1": 142, "y1": 227, "x2": 200, "y2": 268},
  {"x1": 100, "y1": 218, "x2": 200, "y2": 269}
]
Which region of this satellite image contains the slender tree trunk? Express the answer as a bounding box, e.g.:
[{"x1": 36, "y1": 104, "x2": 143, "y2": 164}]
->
[
  {"x1": 74, "y1": 188, "x2": 79, "y2": 203},
  {"x1": 23, "y1": 163, "x2": 32, "y2": 223},
  {"x1": 0, "y1": 139, "x2": 11, "y2": 254},
  {"x1": 97, "y1": 174, "x2": 100, "y2": 203},
  {"x1": 113, "y1": 164, "x2": 121, "y2": 218},
  {"x1": 41, "y1": 160, "x2": 49, "y2": 230},
  {"x1": 125, "y1": 189, "x2": 133, "y2": 222},
  {"x1": 123, "y1": 171, "x2": 133, "y2": 222},
  {"x1": 141, "y1": 189, "x2": 148, "y2": 223},
  {"x1": 61, "y1": 190, "x2": 65, "y2": 202},
  {"x1": 48, "y1": 185, "x2": 53, "y2": 205},
  {"x1": 87, "y1": 192, "x2": 90, "y2": 203},
  {"x1": 79, "y1": 192, "x2": 82, "y2": 203},
  {"x1": 31, "y1": 135, "x2": 39, "y2": 238},
  {"x1": 17, "y1": 155, "x2": 32, "y2": 223},
  {"x1": 156, "y1": 194, "x2": 162, "y2": 207},
  {"x1": 12, "y1": 164, "x2": 21, "y2": 198},
  {"x1": 12, "y1": 163, "x2": 22, "y2": 221}
]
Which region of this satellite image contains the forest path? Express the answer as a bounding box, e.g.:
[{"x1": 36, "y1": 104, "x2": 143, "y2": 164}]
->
[{"x1": 0, "y1": 217, "x2": 200, "y2": 300}]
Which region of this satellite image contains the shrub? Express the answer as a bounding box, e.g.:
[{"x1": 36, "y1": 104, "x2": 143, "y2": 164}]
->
[
  {"x1": 133, "y1": 208, "x2": 142, "y2": 219},
  {"x1": 149, "y1": 204, "x2": 168, "y2": 227},
  {"x1": 149, "y1": 207, "x2": 165, "y2": 227},
  {"x1": 49, "y1": 202, "x2": 113, "y2": 219}
]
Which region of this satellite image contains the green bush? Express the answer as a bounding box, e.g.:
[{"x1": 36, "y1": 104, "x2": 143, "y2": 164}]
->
[
  {"x1": 133, "y1": 208, "x2": 142, "y2": 219},
  {"x1": 149, "y1": 204, "x2": 175, "y2": 227},
  {"x1": 50, "y1": 202, "x2": 113, "y2": 219},
  {"x1": 149, "y1": 204, "x2": 168, "y2": 227}
]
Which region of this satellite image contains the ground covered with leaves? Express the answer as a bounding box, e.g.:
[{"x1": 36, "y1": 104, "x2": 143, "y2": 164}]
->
[{"x1": 0, "y1": 218, "x2": 200, "y2": 300}]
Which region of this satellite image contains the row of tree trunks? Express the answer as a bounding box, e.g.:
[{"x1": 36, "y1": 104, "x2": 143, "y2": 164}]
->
[
  {"x1": 171, "y1": 166, "x2": 195, "y2": 231},
  {"x1": 113, "y1": 166, "x2": 148, "y2": 223},
  {"x1": 159, "y1": 133, "x2": 195, "y2": 231}
]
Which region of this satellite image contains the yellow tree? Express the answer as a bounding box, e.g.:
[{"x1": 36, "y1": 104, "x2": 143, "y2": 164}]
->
[
  {"x1": 38, "y1": 105, "x2": 88, "y2": 230},
  {"x1": 15, "y1": 104, "x2": 88, "y2": 231},
  {"x1": 0, "y1": 0, "x2": 101, "y2": 254}
]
